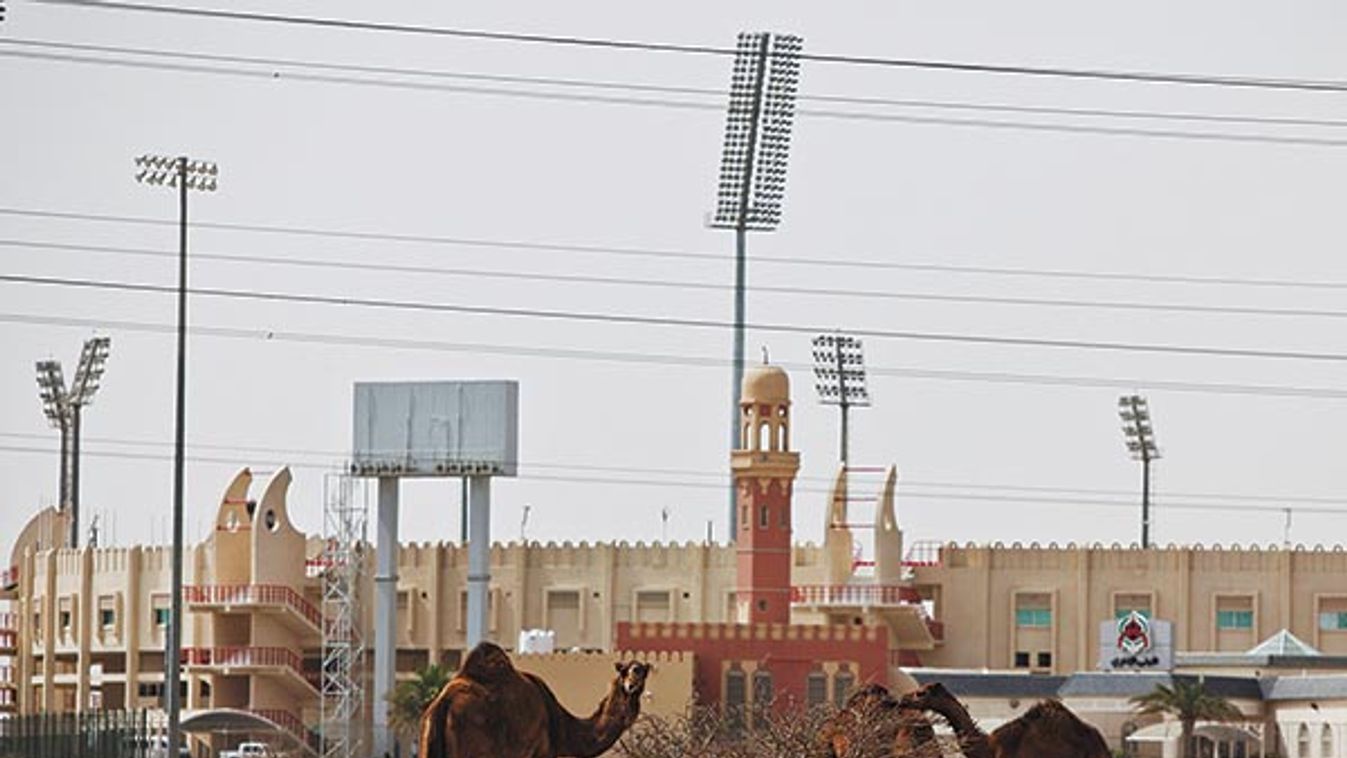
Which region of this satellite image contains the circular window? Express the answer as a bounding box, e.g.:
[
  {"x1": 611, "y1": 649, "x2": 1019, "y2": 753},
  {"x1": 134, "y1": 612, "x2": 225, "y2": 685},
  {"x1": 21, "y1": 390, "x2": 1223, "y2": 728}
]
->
[
  {"x1": 756, "y1": 599, "x2": 768, "y2": 612},
  {"x1": 777, "y1": 406, "x2": 788, "y2": 418},
  {"x1": 264, "y1": 509, "x2": 278, "y2": 532}
]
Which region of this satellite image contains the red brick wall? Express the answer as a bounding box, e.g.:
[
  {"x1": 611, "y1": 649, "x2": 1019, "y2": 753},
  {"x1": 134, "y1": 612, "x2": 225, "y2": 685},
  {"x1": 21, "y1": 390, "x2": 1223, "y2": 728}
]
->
[{"x1": 615, "y1": 621, "x2": 888, "y2": 709}]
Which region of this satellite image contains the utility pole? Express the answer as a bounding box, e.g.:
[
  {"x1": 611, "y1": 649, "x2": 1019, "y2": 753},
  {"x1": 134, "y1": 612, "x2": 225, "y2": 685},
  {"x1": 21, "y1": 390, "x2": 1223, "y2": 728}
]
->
[
  {"x1": 135, "y1": 153, "x2": 217, "y2": 758},
  {"x1": 1118, "y1": 395, "x2": 1161, "y2": 549},
  {"x1": 812, "y1": 333, "x2": 871, "y2": 465},
  {"x1": 708, "y1": 31, "x2": 803, "y2": 536}
]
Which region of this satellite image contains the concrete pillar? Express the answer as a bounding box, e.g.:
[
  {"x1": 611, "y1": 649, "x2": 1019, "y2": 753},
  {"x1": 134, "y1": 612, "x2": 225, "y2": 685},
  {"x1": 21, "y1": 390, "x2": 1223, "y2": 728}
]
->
[
  {"x1": 76, "y1": 547, "x2": 92, "y2": 711},
  {"x1": 372, "y1": 477, "x2": 399, "y2": 756},
  {"x1": 466, "y1": 476, "x2": 491, "y2": 648},
  {"x1": 125, "y1": 548, "x2": 141, "y2": 710}
]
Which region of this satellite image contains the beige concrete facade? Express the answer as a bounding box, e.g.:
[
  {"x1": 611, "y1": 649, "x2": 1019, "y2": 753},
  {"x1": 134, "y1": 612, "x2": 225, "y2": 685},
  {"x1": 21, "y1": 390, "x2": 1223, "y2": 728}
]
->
[{"x1": 909, "y1": 542, "x2": 1347, "y2": 673}]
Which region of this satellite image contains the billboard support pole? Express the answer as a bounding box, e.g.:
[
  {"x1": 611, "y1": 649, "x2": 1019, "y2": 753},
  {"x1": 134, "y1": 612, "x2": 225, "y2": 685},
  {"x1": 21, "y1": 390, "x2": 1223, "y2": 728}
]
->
[
  {"x1": 372, "y1": 477, "x2": 399, "y2": 756},
  {"x1": 466, "y1": 476, "x2": 491, "y2": 648}
]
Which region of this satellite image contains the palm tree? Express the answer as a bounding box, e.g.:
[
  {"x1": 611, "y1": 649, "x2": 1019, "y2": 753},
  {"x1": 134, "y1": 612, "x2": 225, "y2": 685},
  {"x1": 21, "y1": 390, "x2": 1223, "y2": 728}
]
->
[
  {"x1": 387, "y1": 663, "x2": 452, "y2": 737},
  {"x1": 1130, "y1": 678, "x2": 1242, "y2": 758}
]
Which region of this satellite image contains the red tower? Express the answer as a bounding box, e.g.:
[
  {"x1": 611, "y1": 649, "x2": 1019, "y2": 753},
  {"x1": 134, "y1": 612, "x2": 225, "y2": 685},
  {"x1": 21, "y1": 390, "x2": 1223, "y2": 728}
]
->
[{"x1": 732, "y1": 362, "x2": 800, "y2": 625}]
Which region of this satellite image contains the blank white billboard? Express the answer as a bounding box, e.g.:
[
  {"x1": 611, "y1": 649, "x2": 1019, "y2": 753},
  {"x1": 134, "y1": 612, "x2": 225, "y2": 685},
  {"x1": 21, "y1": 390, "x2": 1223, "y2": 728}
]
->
[{"x1": 351, "y1": 380, "x2": 518, "y2": 478}]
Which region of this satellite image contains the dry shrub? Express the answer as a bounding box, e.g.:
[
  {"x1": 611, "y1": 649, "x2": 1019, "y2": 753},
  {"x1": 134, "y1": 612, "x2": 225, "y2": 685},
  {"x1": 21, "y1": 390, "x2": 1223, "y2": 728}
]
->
[{"x1": 619, "y1": 699, "x2": 952, "y2": 758}]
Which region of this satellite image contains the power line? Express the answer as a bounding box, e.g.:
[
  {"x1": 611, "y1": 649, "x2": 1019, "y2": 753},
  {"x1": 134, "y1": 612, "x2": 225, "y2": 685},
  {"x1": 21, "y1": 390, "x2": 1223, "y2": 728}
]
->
[
  {"x1": 33, "y1": 0, "x2": 1347, "y2": 93},
  {"x1": 9, "y1": 37, "x2": 1347, "y2": 132},
  {"x1": 8, "y1": 45, "x2": 1347, "y2": 149},
  {"x1": 9, "y1": 271, "x2": 1347, "y2": 364},
  {"x1": 2, "y1": 441, "x2": 1344, "y2": 519},
  {"x1": 6, "y1": 206, "x2": 1347, "y2": 293},
  {"x1": 3, "y1": 311, "x2": 1347, "y2": 401},
  {"x1": 4, "y1": 428, "x2": 1344, "y2": 509},
  {"x1": 14, "y1": 237, "x2": 1347, "y2": 322}
]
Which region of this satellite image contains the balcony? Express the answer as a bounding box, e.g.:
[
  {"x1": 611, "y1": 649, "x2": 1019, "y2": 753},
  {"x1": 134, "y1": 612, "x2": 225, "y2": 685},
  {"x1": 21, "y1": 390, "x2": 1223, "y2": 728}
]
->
[
  {"x1": 183, "y1": 646, "x2": 319, "y2": 695},
  {"x1": 792, "y1": 584, "x2": 943, "y2": 650},
  {"x1": 791, "y1": 584, "x2": 920, "y2": 607},
  {"x1": 0, "y1": 613, "x2": 16, "y2": 654},
  {"x1": 184, "y1": 585, "x2": 322, "y2": 637},
  {"x1": 0, "y1": 566, "x2": 16, "y2": 598}
]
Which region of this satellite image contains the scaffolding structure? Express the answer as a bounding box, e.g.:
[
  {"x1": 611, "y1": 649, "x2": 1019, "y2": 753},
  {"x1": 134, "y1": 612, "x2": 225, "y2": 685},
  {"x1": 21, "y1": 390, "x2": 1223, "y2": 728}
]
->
[{"x1": 320, "y1": 473, "x2": 367, "y2": 758}]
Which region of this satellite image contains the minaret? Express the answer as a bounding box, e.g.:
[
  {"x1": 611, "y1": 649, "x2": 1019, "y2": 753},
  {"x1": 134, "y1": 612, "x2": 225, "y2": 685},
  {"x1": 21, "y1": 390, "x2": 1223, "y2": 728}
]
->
[{"x1": 732, "y1": 360, "x2": 801, "y2": 624}]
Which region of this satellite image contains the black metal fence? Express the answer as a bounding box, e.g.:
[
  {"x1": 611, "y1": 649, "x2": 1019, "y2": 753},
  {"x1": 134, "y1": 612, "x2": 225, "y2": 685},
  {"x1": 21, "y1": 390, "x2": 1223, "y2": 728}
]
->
[{"x1": 0, "y1": 709, "x2": 167, "y2": 758}]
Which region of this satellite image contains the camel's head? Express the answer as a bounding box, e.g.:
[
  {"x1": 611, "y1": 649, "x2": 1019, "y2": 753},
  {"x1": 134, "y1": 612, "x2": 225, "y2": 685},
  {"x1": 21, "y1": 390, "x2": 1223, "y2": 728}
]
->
[
  {"x1": 898, "y1": 681, "x2": 955, "y2": 712},
  {"x1": 614, "y1": 660, "x2": 653, "y2": 699}
]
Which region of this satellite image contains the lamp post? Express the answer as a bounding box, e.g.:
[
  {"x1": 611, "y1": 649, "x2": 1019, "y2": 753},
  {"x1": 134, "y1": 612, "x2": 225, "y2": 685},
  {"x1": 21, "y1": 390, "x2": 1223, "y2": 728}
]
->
[
  {"x1": 35, "y1": 337, "x2": 111, "y2": 549},
  {"x1": 1118, "y1": 394, "x2": 1160, "y2": 548},
  {"x1": 135, "y1": 153, "x2": 217, "y2": 757},
  {"x1": 812, "y1": 333, "x2": 870, "y2": 466},
  {"x1": 709, "y1": 31, "x2": 802, "y2": 534}
]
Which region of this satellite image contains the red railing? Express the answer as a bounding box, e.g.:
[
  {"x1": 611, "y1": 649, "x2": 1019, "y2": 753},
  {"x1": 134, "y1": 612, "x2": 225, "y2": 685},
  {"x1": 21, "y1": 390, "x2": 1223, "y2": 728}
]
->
[
  {"x1": 902, "y1": 540, "x2": 943, "y2": 567},
  {"x1": 184, "y1": 584, "x2": 322, "y2": 630},
  {"x1": 0, "y1": 566, "x2": 16, "y2": 589},
  {"x1": 182, "y1": 646, "x2": 318, "y2": 689},
  {"x1": 251, "y1": 708, "x2": 321, "y2": 753}
]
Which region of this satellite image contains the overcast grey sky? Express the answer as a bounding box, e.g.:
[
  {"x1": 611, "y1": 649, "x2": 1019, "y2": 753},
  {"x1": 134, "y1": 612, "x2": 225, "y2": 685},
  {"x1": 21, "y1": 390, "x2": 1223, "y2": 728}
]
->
[{"x1": 4, "y1": 0, "x2": 1347, "y2": 560}]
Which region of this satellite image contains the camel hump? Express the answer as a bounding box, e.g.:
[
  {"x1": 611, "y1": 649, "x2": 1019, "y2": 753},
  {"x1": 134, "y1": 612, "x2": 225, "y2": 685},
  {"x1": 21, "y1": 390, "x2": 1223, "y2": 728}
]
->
[
  {"x1": 458, "y1": 641, "x2": 517, "y2": 685},
  {"x1": 1021, "y1": 699, "x2": 1079, "y2": 724}
]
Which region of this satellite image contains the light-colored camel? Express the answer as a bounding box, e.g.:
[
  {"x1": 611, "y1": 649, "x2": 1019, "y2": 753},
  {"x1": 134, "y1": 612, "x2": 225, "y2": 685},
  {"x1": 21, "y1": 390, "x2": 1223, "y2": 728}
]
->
[
  {"x1": 419, "y1": 641, "x2": 651, "y2": 758},
  {"x1": 821, "y1": 683, "x2": 939, "y2": 757},
  {"x1": 899, "y1": 682, "x2": 1110, "y2": 758}
]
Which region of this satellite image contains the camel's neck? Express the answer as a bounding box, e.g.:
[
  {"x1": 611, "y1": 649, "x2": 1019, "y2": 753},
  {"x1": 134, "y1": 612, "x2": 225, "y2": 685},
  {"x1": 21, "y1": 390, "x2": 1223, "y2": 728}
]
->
[
  {"x1": 926, "y1": 696, "x2": 993, "y2": 758},
  {"x1": 554, "y1": 683, "x2": 636, "y2": 758}
]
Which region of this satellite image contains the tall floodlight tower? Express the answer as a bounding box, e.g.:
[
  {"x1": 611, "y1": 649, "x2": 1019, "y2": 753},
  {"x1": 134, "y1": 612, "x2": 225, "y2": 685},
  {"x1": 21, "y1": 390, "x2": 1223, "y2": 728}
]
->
[
  {"x1": 1118, "y1": 395, "x2": 1161, "y2": 548},
  {"x1": 351, "y1": 381, "x2": 519, "y2": 757},
  {"x1": 709, "y1": 31, "x2": 803, "y2": 534},
  {"x1": 811, "y1": 333, "x2": 870, "y2": 465},
  {"x1": 34, "y1": 336, "x2": 111, "y2": 548},
  {"x1": 134, "y1": 153, "x2": 217, "y2": 758},
  {"x1": 35, "y1": 360, "x2": 71, "y2": 519}
]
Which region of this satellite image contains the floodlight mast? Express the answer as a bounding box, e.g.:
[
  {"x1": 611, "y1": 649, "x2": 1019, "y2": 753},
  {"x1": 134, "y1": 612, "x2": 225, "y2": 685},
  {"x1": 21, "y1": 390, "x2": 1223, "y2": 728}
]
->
[
  {"x1": 35, "y1": 360, "x2": 72, "y2": 526},
  {"x1": 812, "y1": 334, "x2": 871, "y2": 465},
  {"x1": 709, "y1": 32, "x2": 802, "y2": 534},
  {"x1": 1118, "y1": 394, "x2": 1161, "y2": 548},
  {"x1": 135, "y1": 153, "x2": 217, "y2": 758}
]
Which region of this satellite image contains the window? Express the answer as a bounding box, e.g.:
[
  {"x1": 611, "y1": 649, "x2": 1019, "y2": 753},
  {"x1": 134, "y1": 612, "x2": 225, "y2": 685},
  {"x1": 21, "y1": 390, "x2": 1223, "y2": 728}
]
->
[
  {"x1": 725, "y1": 668, "x2": 746, "y2": 735},
  {"x1": 759, "y1": 505, "x2": 769, "y2": 529},
  {"x1": 1297, "y1": 724, "x2": 1310, "y2": 758},
  {"x1": 832, "y1": 669, "x2": 855, "y2": 709},
  {"x1": 59, "y1": 611, "x2": 71, "y2": 632},
  {"x1": 1015, "y1": 593, "x2": 1052, "y2": 628},
  {"x1": 1321, "y1": 612, "x2": 1347, "y2": 631},
  {"x1": 1321, "y1": 725, "x2": 1333, "y2": 758},
  {"x1": 153, "y1": 608, "x2": 170, "y2": 627},
  {"x1": 1036, "y1": 652, "x2": 1052, "y2": 669},
  {"x1": 741, "y1": 505, "x2": 748, "y2": 531},
  {"x1": 1015, "y1": 608, "x2": 1051, "y2": 627},
  {"x1": 752, "y1": 671, "x2": 773, "y2": 728},
  {"x1": 805, "y1": 671, "x2": 827, "y2": 708},
  {"x1": 1014, "y1": 651, "x2": 1031, "y2": 668},
  {"x1": 1216, "y1": 610, "x2": 1254, "y2": 630},
  {"x1": 636, "y1": 591, "x2": 672, "y2": 623},
  {"x1": 100, "y1": 609, "x2": 115, "y2": 628}
]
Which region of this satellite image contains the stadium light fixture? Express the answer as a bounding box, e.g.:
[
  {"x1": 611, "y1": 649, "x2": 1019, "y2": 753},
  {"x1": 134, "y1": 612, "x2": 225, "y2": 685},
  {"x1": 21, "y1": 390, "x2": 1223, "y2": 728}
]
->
[
  {"x1": 812, "y1": 333, "x2": 870, "y2": 464},
  {"x1": 1118, "y1": 394, "x2": 1161, "y2": 548},
  {"x1": 709, "y1": 31, "x2": 802, "y2": 533}
]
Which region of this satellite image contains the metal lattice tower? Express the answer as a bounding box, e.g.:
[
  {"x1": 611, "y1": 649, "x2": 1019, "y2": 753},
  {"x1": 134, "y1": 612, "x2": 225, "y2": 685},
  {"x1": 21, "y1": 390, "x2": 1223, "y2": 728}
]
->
[{"x1": 321, "y1": 472, "x2": 367, "y2": 758}]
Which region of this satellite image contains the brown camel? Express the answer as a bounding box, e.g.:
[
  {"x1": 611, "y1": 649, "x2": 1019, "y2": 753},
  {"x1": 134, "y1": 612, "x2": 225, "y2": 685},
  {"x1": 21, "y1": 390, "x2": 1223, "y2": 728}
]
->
[
  {"x1": 820, "y1": 683, "x2": 939, "y2": 758},
  {"x1": 899, "y1": 682, "x2": 1110, "y2": 758},
  {"x1": 419, "y1": 641, "x2": 651, "y2": 758}
]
